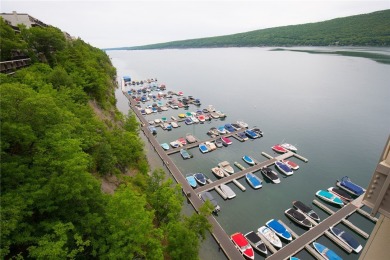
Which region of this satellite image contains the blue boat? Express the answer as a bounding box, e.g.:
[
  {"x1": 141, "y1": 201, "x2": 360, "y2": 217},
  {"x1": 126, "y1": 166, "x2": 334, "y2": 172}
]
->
[
  {"x1": 186, "y1": 174, "x2": 197, "y2": 188},
  {"x1": 148, "y1": 126, "x2": 157, "y2": 135},
  {"x1": 217, "y1": 126, "x2": 227, "y2": 134},
  {"x1": 330, "y1": 226, "x2": 362, "y2": 253},
  {"x1": 244, "y1": 129, "x2": 259, "y2": 139},
  {"x1": 199, "y1": 143, "x2": 209, "y2": 153},
  {"x1": 245, "y1": 173, "x2": 262, "y2": 189},
  {"x1": 275, "y1": 161, "x2": 293, "y2": 176},
  {"x1": 185, "y1": 117, "x2": 193, "y2": 125},
  {"x1": 193, "y1": 173, "x2": 207, "y2": 185},
  {"x1": 160, "y1": 143, "x2": 169, "y2": 150},
  {"x1": 266, "y1": 219, "x2": 292, "y2": 241},
  {"x1": 180, "y1": 149, "x2": 193, "y2": 159},
  {"x1": 243, "y1": 155, "x2": 255, "y2": 165},
  {"x1": 316, "y1": 190, "x2": 344, "y2": 206},
  {"x1": 224, "y1": 124, "x2": 236, "y2": 133},
  {"x1": 336, "y1": 176, "x2": 365, "y2": 196},
  {"x1": 290, "y1": 257, "x2": 300, "y2": 260},
  {"x1": 313, "y1": 242, "x2": 342, "y2": 260},
  {"x1": 236, "y1": 132, "x2": 248, "y2": 141}
]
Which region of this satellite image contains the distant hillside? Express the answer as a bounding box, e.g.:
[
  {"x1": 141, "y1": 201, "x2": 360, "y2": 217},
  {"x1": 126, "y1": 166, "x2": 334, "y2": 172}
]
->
[{"x1": 110, "y1": 9, "x2": 390, "y2": 50}]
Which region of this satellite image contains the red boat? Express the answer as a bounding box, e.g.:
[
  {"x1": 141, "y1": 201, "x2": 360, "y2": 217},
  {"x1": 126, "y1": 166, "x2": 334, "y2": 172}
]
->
[
  {"x1": 271, "y1": 144, "x2": 288, "y2": 153},
  {"x1": 231, "y1": 232, "x2": 254, "y2": 260},
  {"x1": 197, "y1": 115, "x2": 206, "y2": 122},
  {"x1": 221, "y1": 136, "x2": 233, "y2": 145},
  {"x1": 177, "y1": 137, "x2": 187, "y2": 146},
  {"x1": 282, "y1": 160, "x2": 299, "y2": 170}
]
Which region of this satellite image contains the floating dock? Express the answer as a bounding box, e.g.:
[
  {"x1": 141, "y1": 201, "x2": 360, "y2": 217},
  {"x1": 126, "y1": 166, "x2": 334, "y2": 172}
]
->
[{"x1": 223, "y1": 171, "x2": 246, "y2": 191}]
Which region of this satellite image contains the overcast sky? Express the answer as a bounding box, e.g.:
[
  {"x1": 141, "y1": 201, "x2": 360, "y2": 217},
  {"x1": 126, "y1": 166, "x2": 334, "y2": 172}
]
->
[{"x1": 2, "y1": 0, "x2": 389, "y2": 49}]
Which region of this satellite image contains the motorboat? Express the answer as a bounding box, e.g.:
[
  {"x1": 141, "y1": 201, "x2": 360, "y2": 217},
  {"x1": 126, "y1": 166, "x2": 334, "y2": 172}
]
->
[
  {"x1": 244, "y1": 231, "x2": 268, "y2": 255},
  {"x1": 329, "y1": 226, "x2": 362, "y2": 253},
  {"x1": 185, "y1": 133, "x2": 197, "y2": 143},
  {"x1": 199, "y1": 143, "x2": 209, "y2": 153},
  {"x1": 221, "y1": 136, "x2": 233, "y2": 145},
  {"x1": 275, "y1": 161, "x2": 293, "y2": 176},
  {"x1": 217, "y1": 126, "x2": 227, "y2": 134},
  {"x1": 210, "y1": 112, "x2": 220, "y2": 118},
  {"x1": 197, "y1": 114, "x2": 206, "y2": 122},
  {"x1": 292, "y1": 200, "x2": 320, "y2": 222},
  {"x1": 236, "y1": 132, "x2": 248, "y2": 141},
  {"x1": 199, "y1": 191, "x2": 220, "y2": 213},
  {"x1": 160, "y1": 143, "x2": 170, "y2": 150},
  {"x1": 224, "y1": 124, "x2": 236, "y2": 133},
  {"x1": 282, "y1": 160, "x2": 299, "y2": 170},
  {"x1": 148, "y1": 125, "x2": 157, "y2": 135},
  {"x1": 327, "y1": 187, "x2": 353, "y2": 202},
  {"x1": 266, "y1": 219, "x2": 292, "y2": 241},
  {"x1": 211, "y1": 167, "x2": 225, "y2": 178},
  {"x1": 170, "y1": 141, "x2": 180, "y2": 148},
  {"x1": 186, "y1": 174, "x2": 197, "y2": 188},
  {"x1": 207, "y1": 127, "x2": 219, "y2": 137},
  {"x1": 271, "y1": 144, "x2": 288, "y2": 153},
  {"x1": 171, "y1": 121, "x2": 179, "y2": 128},
  {"x1": 207, "y1": 105, "x2": 216, "y2": 112},
  {"x1": 313, "y1": 242, "x2": 342, "y2": 260},
  {"x1": 178, "y1": 113, "x2": 186, "y2": 118},
  {"x1": 244, "y1": 129, "x2": 259, "y2": 139},
  {"x1": 242, "y1": 155, "x2": 255, "y2": 166},
  {"x1": 285, "y1": 208, "x2": 313, "y2": 229},
  {"x1": 230, "y1": 232, "x2": 254, "y2": 260},
  {"x1": 290, "y1": 257, "x2": 300, "y2": 260},
  {"x1": 231, "y1": 123, "x2": 241, "y2": 131},
  {"x1": 154, "y1": 118, "x2": 162, "y2": 124},
  {"x1": 193, "y1": 173, "x2": 207, "y2": 185},
  {"x1": 336, "y1": 176, "x2": 365, "y2": 196},
  {"x1": 185, "y1": 117, "x2": 193, "y2": 125},
  {"x1": 215, "y1": 111, "x2": 226, "y2": 118},
  {"x1": 180, "y1": 149, "x2": 193, "y2": 159},
  {"x1": 190, "y1": 116, "x2": 199, "y2": 123},
  {"x1": 251, "y1": 128, "x2": 263, "y2": 137},
  {"x1": 257, "y1": 226, "x2": 282, "y2": 248},
  {"x1": 237, "y1": 120, "x2": 249, "y2": 129},
  {"x1": 218, "y1": 161, "x2": 234, "y2": 174},
  {"x1": 220, "y1": 184, "x2": 236, "y2": 199},
  {"x1": 205, "y1": 141, "x2": 217, "y2": 151},
  {"x1": 148, "y1": 120, "x2": 155, "y2": 125},
  {"x1": 245, "y1": 173, "x2": 262, "y2": 189},
  {"x1": 177, "y1": 137, "x2": 187, "y2": 146},
  {"x1": 163, "y1": 123, "x2": 172, "y2": 131},
  {"x1": 261, "y1": 167, "x2": 281, "y2": 184},
  {"x1": 215, "y1": 138, "x2": 223, "y2": 148},
  {"x1": 316, "y1": 190, "x2": 344, "y2": 207},
  {"x1": 281, "y1": 143, "x2": 298, "y2": 152}
]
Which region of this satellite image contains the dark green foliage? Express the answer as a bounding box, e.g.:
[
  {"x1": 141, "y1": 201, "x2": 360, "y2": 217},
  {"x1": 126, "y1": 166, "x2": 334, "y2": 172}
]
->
[
  {"x1": 0, "y1": 18, "x2": 28, "y2": 61},
  {"x1": 121, "y1": 9, "x2": 390, "y2": 50}
]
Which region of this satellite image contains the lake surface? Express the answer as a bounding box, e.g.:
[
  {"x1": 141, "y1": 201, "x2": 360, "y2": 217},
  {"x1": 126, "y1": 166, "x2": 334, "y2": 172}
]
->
[{"x1": 108, "y1": 47, "x2": 390, "y2": 260}]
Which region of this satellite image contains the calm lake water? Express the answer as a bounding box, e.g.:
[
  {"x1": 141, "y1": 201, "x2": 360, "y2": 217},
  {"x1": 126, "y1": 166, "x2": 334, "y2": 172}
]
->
[{"x1": 108, "y1": 47, "x2": 390, "y2": 260}]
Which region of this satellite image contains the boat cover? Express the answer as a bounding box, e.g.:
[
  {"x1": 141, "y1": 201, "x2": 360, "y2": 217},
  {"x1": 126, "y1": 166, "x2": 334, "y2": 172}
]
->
[
  {"x1": 341, "y1": 176, "x2": 364, "y2": 195},
  {"x1": 245, "y1": 231, "x2": 261, "y2": 244}
]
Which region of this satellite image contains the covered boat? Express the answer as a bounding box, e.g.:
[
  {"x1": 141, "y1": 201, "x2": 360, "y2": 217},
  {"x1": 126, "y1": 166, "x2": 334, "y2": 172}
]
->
[
  {"x1": 261, "y1": 167, "x2": 281, "y2": 184},
  {"x1": 205, "y1": 141, "x2": 217, "y2": 151},
  {"x1": 193, "y1": 173, "x2": 207, "y2": 185},
  {"x1": 329, "y1": 226, "x2": 362, "y2": 253},
  {"x1": 217, "y1": 126, "x2": 227, "y2": 134},
  {"x1": 160, "y1": 143, "x2": 169, "y2": 150},
  {"x1": 244, "y1": 129, "x2": 259, "y2": 139},
  {"x1": 230, "y1": 232, "x2": 254, "y2": 260},
  {"x1": 271, "y1": 144, "x2": 288, "y2": 153},
  {"x1": 275, "y1": 161, "x2": 293, "y2": 176},
  {"x1": 199, "y1": 191, "x2": 220, "y2": 213},
  {"x1": 245, "y1": 173, "x2": 262, "y2": 189},
  {"x1": 211, "y1": 167, "x2": 225, "y2": 178},
  {"x1": 336, "y1": 176, "x2": 365, "y2": 196},
  {"x1": 313, "y1": 242, "x2": 342, "y2": 260},
  {"x1": 224, "y1": 124, "x2": 236, "y2": 133},
  {"x1": 244, "y1": 231, "x2": 267, "y2": 255},
  {"x1": 266, "y1": 219, "x2": 292, "y2": 241},
  {"x1": 281, "y1": 143, "x2": 298, "y2": 152},
  {"x1": 199, "y1": 143, "x2": 209, "y2": 153},
  {"x1": 316, "y1": 190, "x2": 344, "y2": 207},
  {"x1": 282, "y1": 160, "x2": 299, "y2": 170},
  {"x1": 177, "y1": 137, "x2": 187, "y2": 146},
  {"x1": 171, "y1": 121, "x2": 179, "y2": 128},
  {"x1": 221, "y1": 136, "x2": 232, "y2": 145},
  {"x1": 285, "y1": 208, "x2": 313, "y2": 229},
  {"x1": 186, "y1": 174, "x2": 197, "y2": 188},
  {"x1": 328, "y1": 187, "x2": 353, "y2": 202},
  {"x1": 292, "y1": 200, "x2": 320, "y2": 222},
  {"x1": 180, "y1": 149, "x2": 193, "y2": 159},
  {"x1": 215, "y1": 138, "x2": 223, "y2": 148},
  {"x1": 185, "y1": 133, "x2": 197, "y2": 143},
  {"x1": 258, "y1": 226, "x2": 282, "y2": 248},
  {"x1": 242, "y1": 155, "x2": 255, "y2": 165},
  {"x1": 218, "y1": 161, "x2": 234, "y2": 174},
  {"x1": 220, "y1": 184, "x2": 236, "y2": 199},
  {"x1": 251, "y1": 128, "x2": 263, "y2": 137}
]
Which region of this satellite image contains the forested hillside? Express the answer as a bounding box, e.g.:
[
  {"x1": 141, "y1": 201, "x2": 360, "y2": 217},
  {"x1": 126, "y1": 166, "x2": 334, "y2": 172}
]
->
[
  {"x1": 120, "y1": 9, "x2": 390, "y2": 49},
  {"x1": 0, "y1": 18, "x2": 211, "y2": 259}
]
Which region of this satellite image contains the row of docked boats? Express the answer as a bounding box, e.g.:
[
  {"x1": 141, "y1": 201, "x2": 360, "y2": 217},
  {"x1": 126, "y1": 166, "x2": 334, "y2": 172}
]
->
[{"x1": 271, "y1": 143, "x2": 298, "y2": 153}]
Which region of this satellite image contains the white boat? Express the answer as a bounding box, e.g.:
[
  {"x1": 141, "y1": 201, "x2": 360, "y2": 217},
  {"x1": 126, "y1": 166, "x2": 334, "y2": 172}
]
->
[
  {"x1": 207, "y1": 105, "x2": 216, "y2": 112},
  {"x1": 171, "y1": 121, "x2": 179, "y2": 128},
  {"x1": 190, "y1": 116, "x2": 199, "y2": 123},
  {"x1": 218, "y1": 161, "x2": 234, "y2": 174},
  {"x1": 205, "y1": 141, "x2": 217, "y2": 151},
  {"x1": 220, "y1": 184, "x2": 236, "y2": 199},
  {"x1": 237, "y1": 120, "x2": 249, "y2": 129},
  {"x1": 215, "y1": 111, "x2": 226, "y2": 118},
  {"x1": 258, "y1": 226, "x2": 282, "y2": 248},
  {"x1": 281, "y1": 143, "x2": 298, "y2": 152},
  {"x1": 170, "y1": 141, "x2": 180, "y2": 148},
  {"x1": 211, "y1": 167, "x2": 225, "y2": 178},
  {"x1": 154, "y1": 118, "x2": 161, "y2": 124}
]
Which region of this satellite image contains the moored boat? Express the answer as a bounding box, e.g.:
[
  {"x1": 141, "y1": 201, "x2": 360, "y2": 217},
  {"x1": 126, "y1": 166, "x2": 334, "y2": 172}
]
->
[
  {"x1": 236, "y1": 132, "x2": 248, "y2": 141},
  {"x1": 170, "y1": 141, "x2": 180, "y2": 148},
  {"x1": 218, "y1": 161, "x2": 234, "y2": 174},
  {"x1": 231, "y1": 123, "x2": 241, "y2": 131},
  {"x1": 177, "y1": 137, "x2": 187, "y2": 146},
  {"x1": 245, "y1": 231, "x2": 268, "y2": 255},
  {"x1": 237, "y1": 120, "x2": 249, "y2": 129},
  {"x1": 230, "y1": 232, "x2": 254, "y2": 260},
  {"x1": 275, "y1": 161, "x2": 293, "y2": 176},
  {"x1": 171, "y1": 121, "x2": 179, "y2": 128},
  {"x1": 193, "y1": 173, "x2": 207, "y2": 185},
  {"x1": 197, "y1": 114, "x2": 206, "y2": 122},
  {"x1": 220, "y1": 184, "x2": 236, "y2": 199},
  {"x1": 281, "y1": 143, "x2": 298, "y2": 152},
  {"x1": 160, "y1": 143, "x2": 169, "y2": 150},
  {"x1": 205, "y1": 141, "x2": 217, "y2": 151},
  {"x1": 271, "y1": 144, "x2": 288, "y2": 153},
  {"x1": 180, "y1": 149, "x2": 193, "y2": 159},
  {"x1": 199, "y1": 143, "x2": 209, "y2": 153},
  {"x1": 186, "y1": 174, "x2": 197, "y2": 188},
  {"x1": 282, "y1": 160, "x2": 299, "y2": 170},
  {"x1": 185, "y1": 133, "x2": 197, "y2": 143},
  {"x1": 148, "y1": 125, "x2": 157, "y2": 135},
  {"x1": 285, "y1": 208, "x2": 313, "y2": 229},
  {"x1": 251, "y1": 128, "x2": 263, "y2": 137},
  {"x1": 207, "y1": 127, "x2": 220, "y2": 137},
  {"x1": 313, "y1": 242, "x2": 342, "y2": 260},
  {"x1": 185, "y1": 117, "x2": 193, "y2": 125},
  {"x1": 316, "y1": 190, "x2": 344, "y2": 207},
  {"x1": 224, "y1": 124, "x2": 236, "y2": 133},
  {"x1": 292, "y1": 200, "x2": 320, "y2": 222},
  {"x1": 261, "y1": 167, "x2": 281, "y2": 184},
  {"x1": 329, "y1": 226, "x2": 362, "y2": 253},
  {"x1": 336, "y1": 176, "x2": 365, "y2": 196},
  {"x1": 199, "y1": 191, "x2": 220, "y2": 213},
  {"x1": 211, "y1": 167, "x2": 225, "y2": 178},
  {"x1": 243, "y1": 155, "x2": 255, "y2": 165},
  {"x1": 215, "y1": 138, "x2": 223, "y2": 148},
  {"x1": 244, "y1": 129, "x2": 259, "y2": 139},
  {"x1": 266, "y1": 219, "x2": 292, "y2": 241},
  {"x1": 217, "y1": 126, "x2": 227, "y2": 134},
  {"x1": 221, "y1": 136, "x2": 233, "y2": 145},
  {"x1": 258, "y1": 226, "x2": 282, "y2": 248},
  {"x1": 245, "y1": 173, "x2": 262, "y2": 189},
  {"x1": 328, "y1": 187, "x2": 353, "y2": 202}
]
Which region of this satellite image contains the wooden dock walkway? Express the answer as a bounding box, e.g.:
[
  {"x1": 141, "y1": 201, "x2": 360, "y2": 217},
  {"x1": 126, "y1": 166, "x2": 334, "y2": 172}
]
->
[{"x1": 125, "y1": 92, "x2": 245, "y2": 260}]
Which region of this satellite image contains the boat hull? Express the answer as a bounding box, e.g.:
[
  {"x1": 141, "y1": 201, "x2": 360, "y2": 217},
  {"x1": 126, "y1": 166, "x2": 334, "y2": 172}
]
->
[
  {"x1": 266, "y1": 219, "x2": 292, "y2": 241},
  {"x1": 316, "y1": 190, "x2": 344, "y2": 206}
]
